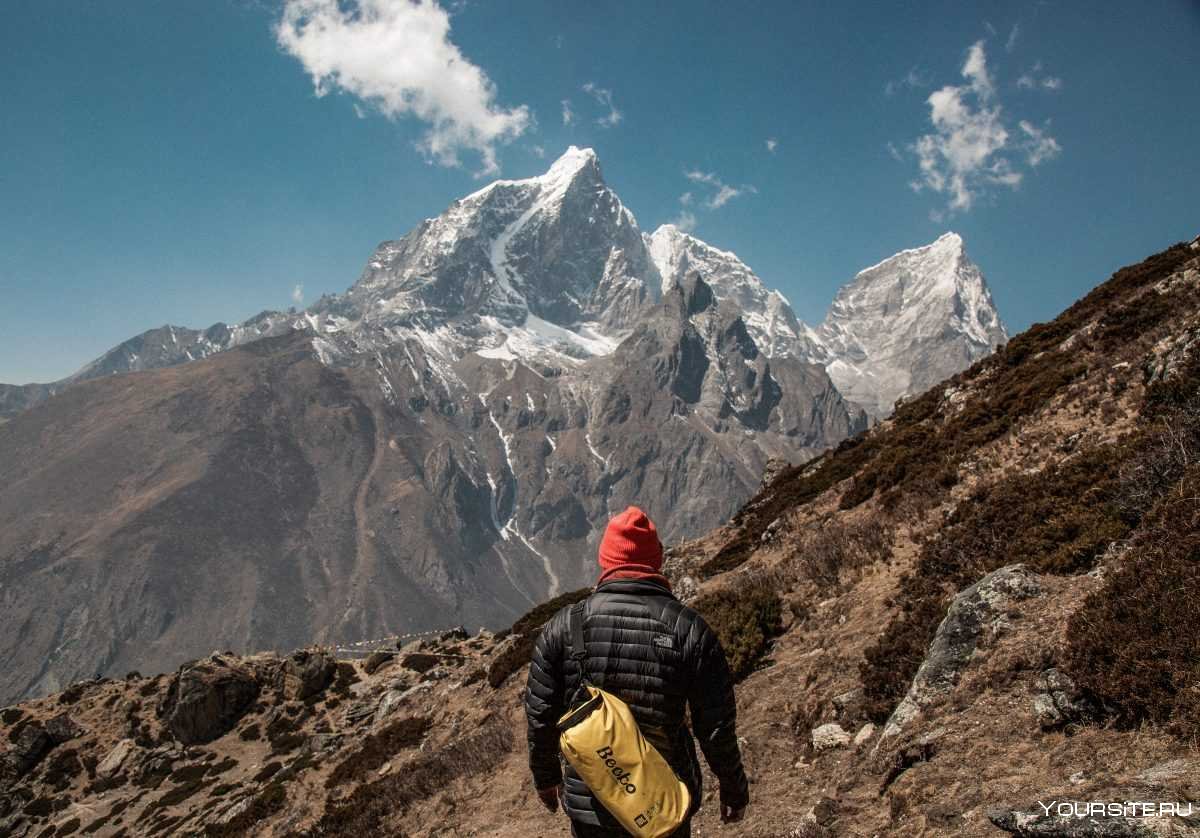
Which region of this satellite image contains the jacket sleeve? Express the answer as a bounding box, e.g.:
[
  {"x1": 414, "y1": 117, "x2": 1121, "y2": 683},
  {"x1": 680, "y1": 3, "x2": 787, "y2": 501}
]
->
[
  {"x1": 685, "y1": 614, "x2": 750, "y2": 809},
  {"x1": 524, "y1": 612, "x2": 566, "y2": 790}
]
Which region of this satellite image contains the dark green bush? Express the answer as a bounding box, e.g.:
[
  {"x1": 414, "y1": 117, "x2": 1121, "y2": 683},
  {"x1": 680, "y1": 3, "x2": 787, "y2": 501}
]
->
[
  {"x1": 509, "y1": 587, "x2": 592, "y2": 636},
  {"x1": 1063, "y1": 466, "x2": 1200, "y2": 739},
  {"x1": 693, "y1": 576, "x2": 783, "y2": 681}
]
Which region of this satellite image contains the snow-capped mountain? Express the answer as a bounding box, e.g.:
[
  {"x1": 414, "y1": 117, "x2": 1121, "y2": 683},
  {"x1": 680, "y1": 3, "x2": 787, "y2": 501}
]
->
[
  {"x1": 0, "y1": 148, "x2": 874, "y2": 702},
  {"x1": 806, "y1": 232, "x2": 1008, "y2": 417},
  {"x1": 646, "y1": 223, "x2": 822, "y2": 360}
]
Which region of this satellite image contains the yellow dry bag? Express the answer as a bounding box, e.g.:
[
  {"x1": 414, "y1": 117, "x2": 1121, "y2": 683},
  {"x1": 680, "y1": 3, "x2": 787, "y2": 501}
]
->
[{"x1": 556, "y1": 600, "x2": 691, "y2": 838}]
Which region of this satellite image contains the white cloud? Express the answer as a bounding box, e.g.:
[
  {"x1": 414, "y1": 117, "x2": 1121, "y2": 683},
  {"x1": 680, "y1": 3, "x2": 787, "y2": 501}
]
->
[
  {"x1": 1019, "y1": 120, "x2": 1062, "y2": 166},
  {"x1": 1006, "y1": 23, "x2": 1020, "y2": 53},
  {"x1": 582, "y1": 82, "x2": 622, "y2": 128},
  {"x1": 530, "y1": 145, "x2": 546, "y2": 159},
  {"x1": 903, "y1": 40, "x2": 1060, "y2": 214},
  {"x1": 276, "y1": 0, "x2": 530, "y2": 176},
  {"x1": 1017, "y1": 61, "x2": 1063, "y2": 91},
  {"x1": 679, "y1": 191, "x2": 693, "y2": 206},
  {"x1": 961, "y1": 41, "x2": 995, "y2": 100},
  {"x1": 292, "y1": 283, "x2": 304, "y2": 305},
  {"x1": 684, "y1": 169, "x2": 757, "y2": 209},
  {"x1": 670, "y1": 210, "x2": 698, "y2": 233},
  {"x1": 766, "y1": 137, "x2": 778, "y2": 153},
  {"x1": 561, "y1": 98, "x2": 575, "y2": 126}
]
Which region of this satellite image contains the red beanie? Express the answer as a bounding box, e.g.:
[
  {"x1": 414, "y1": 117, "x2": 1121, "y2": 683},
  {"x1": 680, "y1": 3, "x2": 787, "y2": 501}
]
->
[{"x1": 597, "y1": 506, "x2": 668, "y2": 587}]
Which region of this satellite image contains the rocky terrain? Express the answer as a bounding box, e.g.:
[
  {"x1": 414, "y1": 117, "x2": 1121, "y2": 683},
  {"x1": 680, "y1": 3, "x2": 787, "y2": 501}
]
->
[
  {"x1": 1, "y1": 237, "x2": 1196, "y2": 836},
  {"x1": 0, "y1": 148, "x2": 1008, "y2": 706}
]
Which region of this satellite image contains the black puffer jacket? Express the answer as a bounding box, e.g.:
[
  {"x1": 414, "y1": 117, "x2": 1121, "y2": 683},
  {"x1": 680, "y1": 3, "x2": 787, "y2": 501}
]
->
[{"x1": 525, "y1": 578, "x2": 749, "y2": 827}]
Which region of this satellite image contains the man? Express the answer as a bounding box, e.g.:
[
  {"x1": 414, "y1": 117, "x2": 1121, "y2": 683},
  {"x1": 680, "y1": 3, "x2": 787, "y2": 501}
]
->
[{"x1": 525, "y1": 506, "x2": 750, "y2": 837}]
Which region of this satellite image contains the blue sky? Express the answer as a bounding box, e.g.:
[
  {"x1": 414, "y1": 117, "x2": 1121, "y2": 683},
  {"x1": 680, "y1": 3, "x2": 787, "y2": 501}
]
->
[{"x1": 2, "y1": 0, "x2": 1198, "y2": 384}]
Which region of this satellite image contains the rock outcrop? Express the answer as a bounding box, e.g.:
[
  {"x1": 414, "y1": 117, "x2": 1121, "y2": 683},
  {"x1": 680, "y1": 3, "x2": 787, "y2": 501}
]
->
[
  {"x1": 878, "y1": 565, "x2": 1042, "y2": 746},
  {"x1": 157, "y1": 656, "x2": 260, "y2": 745}
]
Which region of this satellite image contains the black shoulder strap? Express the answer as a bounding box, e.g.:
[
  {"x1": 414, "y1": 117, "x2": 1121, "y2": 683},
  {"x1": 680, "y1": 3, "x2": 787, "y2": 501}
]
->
[{"x1": 569, "y1": 600, "x2": 588, "y2": 662}]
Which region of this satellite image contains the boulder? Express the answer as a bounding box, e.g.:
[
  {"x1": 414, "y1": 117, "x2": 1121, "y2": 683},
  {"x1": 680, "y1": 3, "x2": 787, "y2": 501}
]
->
[
  {"x1": 1032, "y1": 668, "x2": 1096, "y2": 730},
  {"x1": 440, "y1": 626, "x2": 469, "y2": 642},
  {"x1": 158, "y1": 656, "x2": 260, "y2": 745},
  {"x1": 362, "y1": 651, "x2": 395, "y2": 675},
  {"x1": 3, "y1": 724, "x2": 51, "y2": 778},
  {"x1": 878, "y1": 565, "x2": 1041, "y2": 747},
  {"x1": 373, "y1": 683, "x2": 433, "y2": 725},
  {"x1": 988, "y1": 805, "x2": 1161, "y2": 837},
  {"x1": 279, "y1": 649, "x2": 336, "y2": 700},
  {"x1": 400, "y1": 652, "x2": 442, "y2": 674},
  {"x1": 811, "y1": 723, "x2": 851, "y2": 752},
  {"x1": 96, "y1": 739, "x2": 136, "y2": 779},
  {"x1": 853, "y1": 723, "x2": 875, "y2": 746},
  {"x1": 304, "y1": 733, "x2": 343, "y2": 754},
  {"x1": 43, "y1": 713, "x2": 82, "y2": 745},
  {"x1": 486, "y1": 633, "x2": 535, "y2": 688}
]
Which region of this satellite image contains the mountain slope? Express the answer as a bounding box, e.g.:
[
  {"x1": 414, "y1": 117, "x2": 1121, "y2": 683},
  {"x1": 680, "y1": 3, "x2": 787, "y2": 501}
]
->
[
  {"x1": 1, "y1": 237, "x2": 1195, "y2": 838},
  {"x1": 0, "y1": 149, "x2": 1001, "y2": 705}
]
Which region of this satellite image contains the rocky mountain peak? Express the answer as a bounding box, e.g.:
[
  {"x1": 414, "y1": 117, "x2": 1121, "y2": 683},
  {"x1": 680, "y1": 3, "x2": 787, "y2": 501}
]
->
[
  {"x1": 810, "y1": 232, "x2": 1008, "y2": 417},
  {"x1": 647, "y1": 224, "x2": 815, "y2": 361},
  {"x1": 675, "y1": 271, "x2": 717, "y2": 316}
]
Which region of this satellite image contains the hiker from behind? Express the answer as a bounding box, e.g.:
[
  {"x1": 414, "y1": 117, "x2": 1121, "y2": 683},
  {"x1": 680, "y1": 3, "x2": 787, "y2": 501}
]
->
[{"x1": 524, "y1": 506, "x2": 750, "y2": 836}]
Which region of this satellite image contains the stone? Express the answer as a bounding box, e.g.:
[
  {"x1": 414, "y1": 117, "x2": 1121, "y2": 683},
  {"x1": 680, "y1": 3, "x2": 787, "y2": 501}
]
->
[
  {"x1": 97, "y1": 739, "x2": 137, "y2": 778},
  {"x1": 362, "y1": 651, "x2": 395, "y2": 676},
  {"x1": 439, "y1": 626, "x2": 469, "y2": 642},
  {"x1": 343, "y1": 700, "x2": 377, "y2": 726},
  {"x1": 279, "y1": 649, "x2": 336, "y2": 701},
  {"x1": 853, "y1": 723, "x2": 875, "y2": 746},
  {"x1": 158, "y1": 657, "x2": 260, "y2": 745},
  {"x1": 486, "y1": 634, "x2": 536, "y2": 689},
  {"x1": 811, "y1": 723, "x2": 851, "y2": 752},
  {"x1": 5, "y1": 724, "x2": 51, "y2": 777},
  {"x1": 373, "y1": 683, "x2": 433, "y2": 725},
  {"x1": 304, "y1": 734, "x2": 342, "y2": 754},
  {"x1": 878, "y1": 565, "x2": 1041, "y2": 748},
  {"x1": 400, "y1": 653, "x2": 442, "y2": 674},
  {"x1": 43, "y1": 713, "x2": 82, "y2": 745},
  {"x1": 987, "y1": 805, "x2": 1161, "y2": 837},
  {"x1": 831, "y1": 688, "x2": 862, "y2": 715},
  {"x1": 1033, "y1": 668, "x2": 1096, "y2": 730}
]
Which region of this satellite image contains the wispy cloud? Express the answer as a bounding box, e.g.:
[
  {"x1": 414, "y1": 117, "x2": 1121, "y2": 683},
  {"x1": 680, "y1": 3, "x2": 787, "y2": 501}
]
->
[
  {"x1": 530, "y1": 144, "x2": 546, "y2": 159},
  {"x1": 560, "y1": 98, "x2": 575, "y2": 126},
  {"x1": 885, "y1": 67, "x2": 929, "y2": 96},
  {"x1": 1019, "y1": 120, "x2": 1062, "y2": 166},
  {"x1": 1017, "y1": 61, "x2": 1063, "y2": 91},
  {"x1": 901, "y1": 40, "x2": 1061, "y2": 214},
  {"x1": 292, "y1": 283, "x2": 304, "y2": 305},
  {"x1": 275, "y1": 0, "x2": 530, "y2": 176},
  {"x1": 684, "y1": 169, "x2": 757, "y2": 209},
  {"x1": 766, "y1": 137, "x2": 778, "y2": 153},
  {"x1": 670, "y1": 209, "x2": 698, "y2": 233},
  {"x1": 581, "y1": 82, "x2": 622, "y2": 128},
  {"x1": 1005, "y1": 23, "x2": 1020, "y2": 53}
]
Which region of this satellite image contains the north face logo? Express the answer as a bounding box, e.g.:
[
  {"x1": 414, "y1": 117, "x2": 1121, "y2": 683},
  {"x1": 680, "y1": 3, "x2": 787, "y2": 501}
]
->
[{"x1": 651, "y1": 634, "x2": 674, "y2": 650}]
